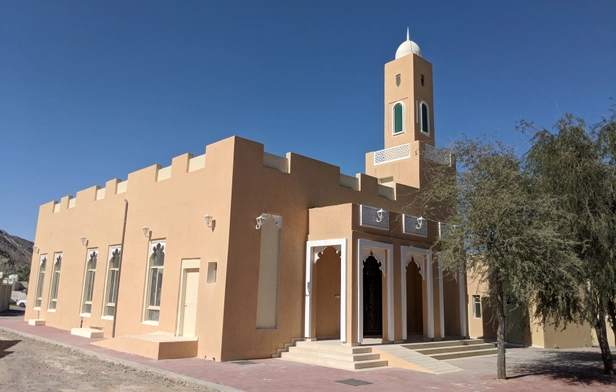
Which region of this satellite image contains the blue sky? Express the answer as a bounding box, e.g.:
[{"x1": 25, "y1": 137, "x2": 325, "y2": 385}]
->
[{"x1": 1, "y1": 1, "x2": 615, "y2": 241}]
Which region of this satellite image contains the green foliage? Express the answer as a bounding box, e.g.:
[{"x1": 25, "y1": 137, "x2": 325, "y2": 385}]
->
[
  {"x1": 17, "y1": 265, "x2": 30, "y2": 282},
  {"x1": 421, "y1": 137, "x2": 582, "y2": 320},
  {"x1": 417, "y1": 136, "x2": 583, "y2": 379},
  {"x1": 524, "y1": 108, "x2": 616, "y2": 374}
]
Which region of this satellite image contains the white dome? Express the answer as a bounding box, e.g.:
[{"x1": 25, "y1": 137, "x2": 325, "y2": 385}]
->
[{"x1": 395, "y1": 39, "x2": 422, "y2": 59}]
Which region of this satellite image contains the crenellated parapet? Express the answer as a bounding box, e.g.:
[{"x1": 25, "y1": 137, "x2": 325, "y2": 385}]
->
[{"x1": 40, "y1": 136, "x2": 422, "y2": 216}]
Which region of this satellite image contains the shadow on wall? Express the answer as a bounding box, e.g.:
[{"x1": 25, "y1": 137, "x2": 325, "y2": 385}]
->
[{"x1": 509, "y1": 349, "x2": 616, "y2": 386}]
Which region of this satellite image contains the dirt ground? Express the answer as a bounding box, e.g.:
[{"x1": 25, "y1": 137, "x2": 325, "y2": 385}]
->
[{"x1": 0, "y1": 329, "x2": 217, "y2": 392}]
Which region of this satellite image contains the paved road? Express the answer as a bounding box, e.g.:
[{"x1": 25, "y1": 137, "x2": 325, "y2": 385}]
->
[{"x1": 1, "y1": 314, "x2": 615, "y2": 391}]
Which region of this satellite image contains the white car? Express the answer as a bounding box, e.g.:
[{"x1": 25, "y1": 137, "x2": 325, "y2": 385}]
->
[{"x1": 16, "y1": 299, "x2": 26, "y2": 307}]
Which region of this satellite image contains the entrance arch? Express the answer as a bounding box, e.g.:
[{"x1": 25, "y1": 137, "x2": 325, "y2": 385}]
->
[
  {"x1": 363, "y1": 255, "x2": 383, "y2": 337},
  {"x1": 357, "y1": 239, "x2": 393, "y2": 343},
  {"x1": 401, "y1": 246, "x2": 434, "y2": 339},
  {"x1": 304, "y1": 239, "x2": 347, "y2": 343},
  {"x1": 405, "y1": 257, "x2": 423, "y2": 338},
  {"x1": 314, "y1": 247, "x2": 341, "y2": 338}
]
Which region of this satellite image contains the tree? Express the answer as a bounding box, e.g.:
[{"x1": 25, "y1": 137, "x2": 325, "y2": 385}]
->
[
  {"x1": 524, "y1": 109, "x2": 616, "y2": 375},
  {"x1": 418, "y1": 138, "x2": 581, "y2": 380},
  {"x1": 17, "y1": 265, "x2": 30, "y2": 282}
]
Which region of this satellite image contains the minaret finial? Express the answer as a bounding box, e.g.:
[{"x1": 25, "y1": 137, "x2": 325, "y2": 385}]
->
[{"x1": 406, "y1": 27, "x2": 410, "y2": 41}]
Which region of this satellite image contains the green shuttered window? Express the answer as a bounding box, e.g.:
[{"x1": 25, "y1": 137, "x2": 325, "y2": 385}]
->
[{"x1": 394, "y1": 103, "x2": 403, "y2": 134}]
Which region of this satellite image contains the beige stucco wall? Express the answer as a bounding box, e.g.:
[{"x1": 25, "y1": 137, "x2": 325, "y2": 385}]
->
[
  {"x1": 467, "y1": 273, "x2": 592, "y2": 348},
  {"x1": 383, "y1": 53, "x2": 435, "y2": 149},
  {"x1": 27, "y1": 46, "x2": 462, "y2": 361}
]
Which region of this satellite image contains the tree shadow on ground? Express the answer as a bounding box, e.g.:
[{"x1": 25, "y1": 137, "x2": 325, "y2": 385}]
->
[
  {"x1": 509, "y1": 349, "x2": 616, "y2": 386},
  {"x1": 0, "y1": 339, "x2": 20, "y2": 359},
  {"x1": 0, "y1": 308, "x2": 25, "y2": 318}
]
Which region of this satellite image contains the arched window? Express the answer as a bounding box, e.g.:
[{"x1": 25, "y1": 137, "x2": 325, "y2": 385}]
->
[
  {"x1": 34, "y1": 256, "x2": 47, "y2": 308},
  {"x1": 393, "y1": 103, "x2": 404, "y2": 134},
  {"x1": 48, "y1": 254, "x2": 62, "y2": 310},
  {"x1": 81, "y1": 250, "x2": 98, "y2": 315},
  {"x1": 104, "y1": 247, "x2": 121, "y2": 317},
  {"x1": 420, "y1": 102, "x2": 430, "y2": 134},
  {"x1": 145, "y1": 241, "x2": 165, "y2": 322}
]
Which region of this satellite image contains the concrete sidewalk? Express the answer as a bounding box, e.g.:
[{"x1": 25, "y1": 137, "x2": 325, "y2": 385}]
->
[{"x1": 1, "y1": 315, "x2": 615, "y2": 391}]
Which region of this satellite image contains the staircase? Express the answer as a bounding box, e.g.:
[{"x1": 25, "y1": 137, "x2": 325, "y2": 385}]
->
[
  {"x1": 279, "y1": 339, "x2": 496, "y2": 373},
  {"x1": 280, "y1": 340, "x2": 388, "y2": 370},
  {"x1": 404, "y1": 339, "x2": 497, "y2": 360}
]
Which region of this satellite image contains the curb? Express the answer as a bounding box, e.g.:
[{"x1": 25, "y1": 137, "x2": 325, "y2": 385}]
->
[{"x1": 0, "y1": 325, "x2": 243, "y2": 392}]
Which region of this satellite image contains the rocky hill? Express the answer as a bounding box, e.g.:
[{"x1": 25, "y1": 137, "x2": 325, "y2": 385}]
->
[{"x1": 0, "y1": 229, "x2": 33, "y2": 275}]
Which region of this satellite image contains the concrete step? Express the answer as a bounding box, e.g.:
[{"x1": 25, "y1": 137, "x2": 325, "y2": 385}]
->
[
  {"x1": 430, "y1": 348, "x2": 498, "y2": 360},
  {"x1": 272, "y1": 337, "x2": 304, "y2": 358},
  {"x1": 295, "y1": 341, "x2": 373, "y2": 355},
  {"x1": 402, "y1": 339, "x2": 485, "y2": 350},
  {"x1": 281, "y1": 351, "x2": 388, "y2": 370},
  {"x1": 288, "y1": 346, "x2": 380, "y2": 362},
  {"x1": 71, "y1": 327, "x2": 104, "y2": 338},
  {"x1": 28, "y1": 319, "x2": 45, "y2": 326},
  {"x1": 416, "y1": 343, "x2": 496, "y2": 356}
]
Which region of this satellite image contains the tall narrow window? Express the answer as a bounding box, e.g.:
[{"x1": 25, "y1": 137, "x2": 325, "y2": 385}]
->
[
  {"x1": 145, "y1": 241, "x2": 165, "y2": 322},
  {"x1": 104, "y1": 247, "x2": 121, "y2": 317},
  {"x1": 81, "y1": 250, "x2": 98, "y2": 315},
  {"x1": 48, "y1": 254, "x2": 62, "y2": 310},
  {"x1": 393, "y1": 103, "x2": 404, "y2": 134},
  {"x1": 472, "y1": 295, "x2": 482, "y2": 318},
  {"x1": 34, "y1": 256, "x2": 47, "y2": 308},
  {"x1": 420, "y1": 102, "x2": 430, "y2": 134}
]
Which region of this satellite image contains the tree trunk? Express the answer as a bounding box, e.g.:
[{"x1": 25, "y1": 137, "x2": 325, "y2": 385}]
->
[
  {"x1": 607, "y1": 300, "x2": 616, "y2": 346},
  {"x1": 594, "y1": 316, "x2": 615, "y2": 375},
  {"x1": 496, "y1": 292, "x2": 507, "y2": 379}
]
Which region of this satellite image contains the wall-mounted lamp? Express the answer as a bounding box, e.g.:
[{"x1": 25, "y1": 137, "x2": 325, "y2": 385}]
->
[
  {"x1": 255, "y1": 213, "x2": 270, "y2": 230},
  {"x1": 80, "y1": 236, "x2": 88, "y2": 246},
  {"x1": 204, "y1": 214, "x2": 214, "y2": 228},
  {"x1": 32, "y1": 246, "x2": 39, "y2": 254},
  {"x1": 416, "y1": 216, "x2": 426, "y2": 230},
  {"x1": 376, "y1": 208, "x2": 386, "y2": 223},
  {"x1": 142, "y1": 226, "x2": 150, "y2": 238}
]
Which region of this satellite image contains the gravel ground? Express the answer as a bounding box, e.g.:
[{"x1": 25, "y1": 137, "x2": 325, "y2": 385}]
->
[{"x1": 0, "y1": 329, "x2": 218, "y2": 392}]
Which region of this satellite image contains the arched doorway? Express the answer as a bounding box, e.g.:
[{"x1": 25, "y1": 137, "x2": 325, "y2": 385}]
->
[
  {"x1": 315, "y1": 247, "x2": 341, "y2": 339},
  {"x1": 406, "y1": 257, "x2": 423, "y2": 338},
  {"x1": 363, "y1": 255, "x2": 383, "y2": 337}
]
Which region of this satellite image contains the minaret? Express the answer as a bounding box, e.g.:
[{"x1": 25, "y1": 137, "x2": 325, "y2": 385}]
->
[
  {"x1": 365, "y1": 31, "x2": 436, "y2": 189},
  {"x1": 384, "y1": 28, "x2": 435, "y2": 149}
]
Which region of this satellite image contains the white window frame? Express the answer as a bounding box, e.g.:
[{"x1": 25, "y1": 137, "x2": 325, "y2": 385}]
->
[
  {"x1": 48, "y1": 253, "x2": 62, "y2": 311},
  {"x1": 102, "y1": 246, "x2": 121, "y2": 319},
  {"x1": 419, "y1": 100, "x2": 430, "y2": 135},
  {"x1": 34, "y1": 255, "x2": 47, "y2": 309},
  {"x1": 143, "y1": 240, "x2": 165, "y2": 324},
  {"x1": 472, "y1": 295, "x2": 482, "y2": 318},
  {"x1": 80, "y1": 249, "x2": 98, "y2": 316},
  {"x1": 391, "y1": 101, "x2": 405, "y2": 135}
]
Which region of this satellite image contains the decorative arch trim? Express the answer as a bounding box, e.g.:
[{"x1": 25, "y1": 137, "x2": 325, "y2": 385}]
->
[
  {"x1": 304, "y1": 239, "x2": 347, "y2": 343},
  {"x1": 400, "y1": 246, "x2": 434, "y2": 340},
  {"x1": 392, "y1": 101, "x2": 405, "y2": 135},
  {"x1": 357, "y1": 239, "x2": 394, "y2": 343}
]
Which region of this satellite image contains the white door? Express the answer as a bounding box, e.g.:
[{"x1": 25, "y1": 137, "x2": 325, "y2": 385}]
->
[{"x1": 181, "y1": 269, "x2": 199, "y2": 337}]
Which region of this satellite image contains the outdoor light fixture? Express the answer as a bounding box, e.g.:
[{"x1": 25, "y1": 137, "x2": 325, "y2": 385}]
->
[
  {"x1": 416, "y1": 216, "x2": 426, "y2": 230},
  {"x1": 376, "y1": 208, "x2": 386, "y2": 223},
  {"x1": 142, "y1": 226, "x2": 150, "y2": 238},
  {"x1": 80, "y1": 236, "x2": 88, "y2": 246},
  {"x1": 204, "y1": 214, "x2": 214, "y2": 228},
  {"x1": 255, "y1": 213, "x2": 270, "y2": 230}
]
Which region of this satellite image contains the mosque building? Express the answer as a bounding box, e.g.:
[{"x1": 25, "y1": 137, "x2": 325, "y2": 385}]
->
[{"x1": 26, "y1": 33, "x2": 492, "y2": 366}]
